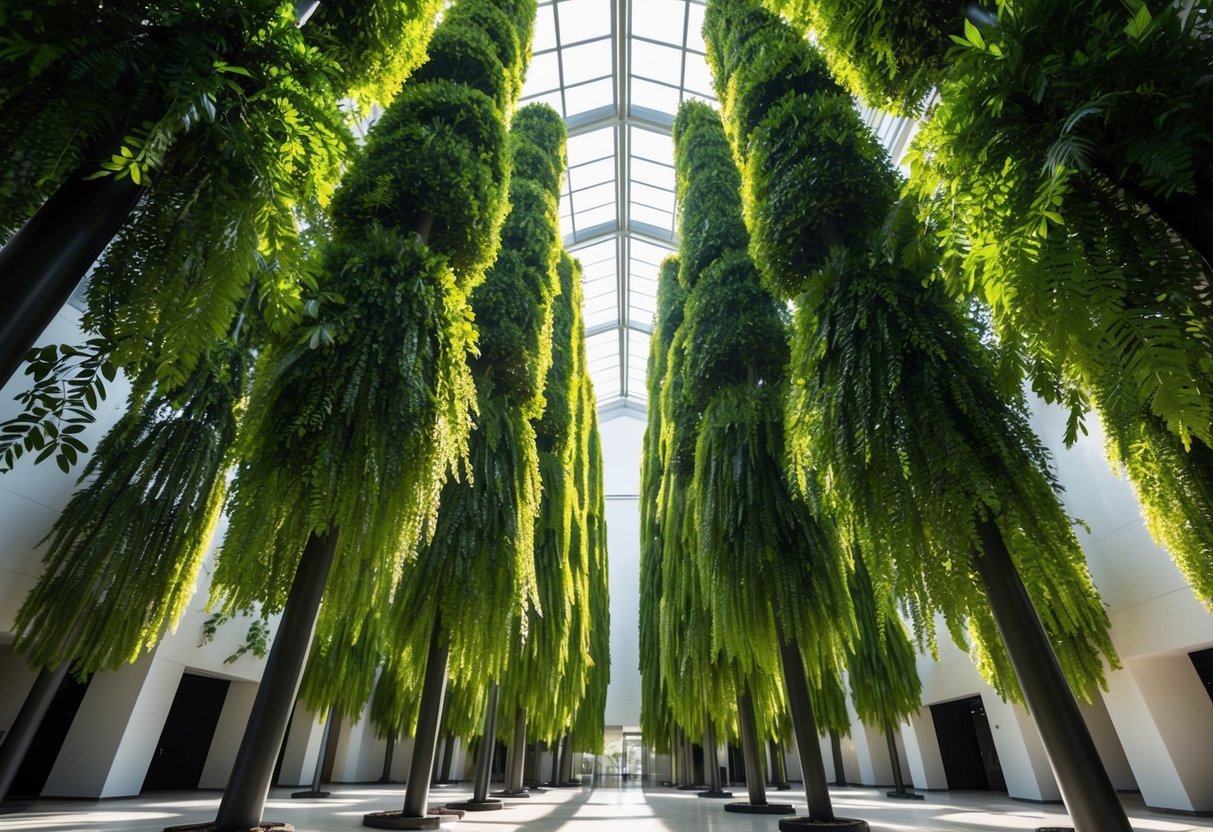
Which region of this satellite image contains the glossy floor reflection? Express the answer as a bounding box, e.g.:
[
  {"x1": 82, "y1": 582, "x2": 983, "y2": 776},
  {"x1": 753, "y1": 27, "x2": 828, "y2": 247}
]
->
[{"x1": 3, "y1": 780, "x2": 1211, "y2": 831}]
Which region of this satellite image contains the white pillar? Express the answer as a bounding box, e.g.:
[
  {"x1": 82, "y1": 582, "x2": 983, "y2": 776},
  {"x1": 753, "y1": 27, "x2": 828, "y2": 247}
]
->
[
  {"x1": 1102, "y1": 654, "x2": 1213, "y2": 813},
  {"x1": 900, "y1": 707, "x2": 948, "y2": 790},
  {"x1": 981, "y1": 694, "x2": 1061, "y2": 802},
  {"x1": 276, "y1": 706, "x2": 325, "y2": 788},
  {"x1": 42, "y1": 655, "x2": 184, "y2": 798},
  {"x1": 199, "y1": 680, "x2": 259, "y2": 789}
]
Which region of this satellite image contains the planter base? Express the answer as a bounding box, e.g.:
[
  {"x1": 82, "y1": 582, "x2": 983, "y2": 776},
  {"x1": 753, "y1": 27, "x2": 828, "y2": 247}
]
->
[
  {"x1": 677, "y1": 784, "x2": 704, "y2": 791},
  {"x1": 697, "y1": 790, "x2": 733, "y2": 799},
  {"x1": 290, "y1": 790, "x2": 330, "y2": 799},
  {"x1": 885, "y1": 791, "x2": 924, "y2": 801},
  {"x1": 445, "y1": 800, "x2": 503, "y2": 812},
  {"x1": 1036, "y1": 828, "x2": 1074, "y2": 831},
  {"x1": 165, "y1": 823, "x2": 293, "y2": 832},
  {"x1": 490, "y1": 790, "x2": 530, "y2": 799},
  {"x1": 362, "y1": 807, "x2": 463, "y2": 830},
  {"x1": 527, "y1": 787, "x2": 547, "y2": 794},
  {"x1": 778, "y1": 817, "x2": 868, "y2": 832},
  {"x1": 725, "y1": 802, "x2": 795, "y2": 814},
  {"x1": 0, "y1": 803, "x2": 28, "y2": 815},
  {"x1": 771, "y1": 783, "x2": 792, "y2": 791}
]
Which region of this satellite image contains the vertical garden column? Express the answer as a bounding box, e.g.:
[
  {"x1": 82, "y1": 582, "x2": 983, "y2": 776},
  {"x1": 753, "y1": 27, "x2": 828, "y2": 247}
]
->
[{"x1": 703, "y1": 2, "x2": 1128, "y2": 830}]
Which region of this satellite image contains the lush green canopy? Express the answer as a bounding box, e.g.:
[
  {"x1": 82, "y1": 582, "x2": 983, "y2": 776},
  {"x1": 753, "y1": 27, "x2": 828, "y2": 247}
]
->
[{"x1": 705, "y1": 0, "x2": 1117, "y2": 702}]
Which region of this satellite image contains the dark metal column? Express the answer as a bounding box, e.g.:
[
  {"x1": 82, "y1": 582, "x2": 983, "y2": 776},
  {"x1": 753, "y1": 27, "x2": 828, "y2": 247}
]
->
[
  {"x1": 974, "y1": 518, "x2": 1131, "y2": 832},
  {"x1": 399, "y1": 621, "x2": 450, "y2": 818},
  {"x1": 206, "y1": 528, "x2": 339, "y2": 832},
  {"x1": 778, "y1": 635, "x2": 835, "y2": 822}
]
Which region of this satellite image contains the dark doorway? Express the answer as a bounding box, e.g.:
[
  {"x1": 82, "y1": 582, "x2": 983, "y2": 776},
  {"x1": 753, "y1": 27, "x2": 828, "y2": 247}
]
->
[
  {"x1": 691, "y1": 743, "x2": 704, "y2": 785},
  {"x1": 930, "y1": 695, "x2": 1006, "y2": 791},
  {"x1": 1191, "y1": 648, "x2": 1213, "y2": 706},
  {"x1": 142, "y1": 673, "x2": 229, "y2": 791},
  {"x1": 7, "y1": 673, "x2": 91, "y2": 798},
  {"x1": 726, "y1": 743, "x2": 746, "y2": 785}
]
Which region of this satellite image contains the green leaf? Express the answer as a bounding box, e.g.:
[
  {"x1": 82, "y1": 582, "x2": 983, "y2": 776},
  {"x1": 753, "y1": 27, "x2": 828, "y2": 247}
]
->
[{"x1": 964, "y1": 19, "x2": 985, "y2": 50}]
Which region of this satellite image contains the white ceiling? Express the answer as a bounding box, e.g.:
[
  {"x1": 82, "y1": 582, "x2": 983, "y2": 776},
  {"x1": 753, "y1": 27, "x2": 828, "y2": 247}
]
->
[{"x1": 518, "y1": 0, "x2": 919, "y2": 420}]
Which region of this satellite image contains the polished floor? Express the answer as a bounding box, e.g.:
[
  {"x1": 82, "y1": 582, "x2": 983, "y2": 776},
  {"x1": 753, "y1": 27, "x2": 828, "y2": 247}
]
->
[{"x1": 4, "y1": 780, "x2": 1212, "y2": 832}]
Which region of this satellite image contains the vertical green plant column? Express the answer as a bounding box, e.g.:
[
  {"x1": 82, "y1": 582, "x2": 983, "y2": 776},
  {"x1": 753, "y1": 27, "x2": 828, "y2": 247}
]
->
[
  {"x1": 705, "y1": 3, "x2": 1128, "y2": 829},
  {"x1": 672, "y1": 99, "x2": 853, "y2": 819},
  {"x1": 0, "y1": 0, "x2": 445, "y2": 397},
  {"x1": 570, "y1": 379, "x2": 609, "y2": 758},
  {"x1": 758, "y1": 0, "x2": 1213, "y2": 603},
  {"x1": 639, "y1": 256, "x2": 684, "y2": 754}
]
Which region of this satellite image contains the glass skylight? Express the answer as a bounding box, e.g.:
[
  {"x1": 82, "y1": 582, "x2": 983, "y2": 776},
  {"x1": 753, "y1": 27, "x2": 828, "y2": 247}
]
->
[{"x1": 520, "y1": 0, "x2": 919, "y2": 417}]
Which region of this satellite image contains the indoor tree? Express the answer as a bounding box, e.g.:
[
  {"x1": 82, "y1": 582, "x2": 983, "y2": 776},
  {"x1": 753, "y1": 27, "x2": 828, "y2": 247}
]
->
[
  {"x1": 757, "y1": 0, "x2": 1213, "y2": 602},
  {"x1": 0, "y1": 0, "x2": 442, "y2": 433},
  {"x1": 366, "y1": 95, "x2": 567, "y2": 828},
  {"x1": 704, "y1": 2, "x2": 1126, "y2": 829},
  {"x1": 672, "y1": 98, "x2": 855, "y2": 824},
  {"x1": 176, "y1": 0, "x2": 536, "y2": 827},
  {"x1": 638, "y1": 256, "x2": 683, "y2": 761}
]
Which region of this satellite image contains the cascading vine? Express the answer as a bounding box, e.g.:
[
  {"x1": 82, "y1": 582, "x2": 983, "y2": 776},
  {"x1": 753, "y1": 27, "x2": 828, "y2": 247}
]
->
[
  {"x1": 704, "y1": 0, "x2": 1117, "y2": 704},
  {"x1": 11, "y1": 343, "x2": 246, "y2": 676}
]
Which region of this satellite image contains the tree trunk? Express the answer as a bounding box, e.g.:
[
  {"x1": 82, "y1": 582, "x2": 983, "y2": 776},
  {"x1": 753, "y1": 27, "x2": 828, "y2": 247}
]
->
[
  {"x1": 498, "y1": 707, "x2": 528, "y2": 795},
  {"x1": 474, "y1": 686, "x2": 499, "y2": 802},
  {"x1": 737, "y1": 691, "x2": 767, "y2": 806},
  {"x1": 206, "y1": 528, "x2": 339, "y2": 832},
  {"x1": 830, "y1": 730, "x2": 848, "y2": 787},
  {"x1": 778, "y1": 632, "x2": 835, "y2": 822},
  {"x1": 437, "y1": 732, "x2": 455, "y2": 783},
  {"x1": 973, "y1": 516, "x2": 1131, "y2": 832},
  {"x1": 550, "y1": 735, "x2": 560, "y2": 785},
  {"x1": 397, "y1": 620, "x2": 449, "y2": 818},
  {"x1": 769, "y1": 739, "x2": 789, "y2": 788},
  {"x1": 0, "y1": 166, "x2": 143, "y2": 388},
  {"x1": 559, "y1": 733, "x2": 574, "y2": 784},
  {"x1": 379, "y1": 736, "x2": 395, "y2": 783},
  {"x1": 885, "y1": 724, "x2": 919, "y2": 799},
  {"x1": 0, "y1": 662, "x2": 72, "y2": 809}
]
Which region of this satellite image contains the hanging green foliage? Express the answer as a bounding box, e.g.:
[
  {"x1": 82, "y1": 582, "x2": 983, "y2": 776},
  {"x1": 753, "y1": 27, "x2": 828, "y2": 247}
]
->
[
  {"x1": 904, "y1": 0, "x2": 1213, "y2": 452},
  {"x1": 705, "y1": 0, "x2": 1118, "y2": 702},
  {"x1": 760, "y1": 0, "x2": 961, "y2": 115},
  {"x1": 673, "y1": 100, "x2": 853, "y2": 725},
  {"x1": 10, "y1": 343, "x2": 246, "y2": 677},
  {"x1": 0, "y1": 0, "x2": 442, "y2": 415},
  {"x1": 212, "y1": 0, "x2": 535, "y2": 674},
  {"x1": 571, "y1": 391, "x2": 609, "y2": 754},
  {"x1": 844, "y1": 554, "x2": 922, "y2": 729},
  {"x1": 639, "y1": 256, "x2": 683, "y2": 751}
]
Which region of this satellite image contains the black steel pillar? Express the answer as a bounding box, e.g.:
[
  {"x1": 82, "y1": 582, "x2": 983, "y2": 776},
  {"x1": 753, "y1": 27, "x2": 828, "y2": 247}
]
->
[
  {"x1": 769, "y1": 739, "x2": 790, "y2": 789},
  {"x1": 399, "y1": 621, "x2": 450, "y2": 818},
  {"x1": 206, "y1": 528, "x2": 339, "y2": 832},
  {"x1": 974, "y1": 518, "x2": 1131, "y2": 832},
  {"x1": 379, "y1": 736, "x2": 396, "y2": 783},
  {"x1": 830, "y1": 730, "x2": 848, "y2": 787},
  {"x1": 505, "y1": 708, "x2": 527, "y2": 793},
  {"x1": 0, "y1": 168, "x2": 142, "y2": 389},
  {"x1": 559, "y1": 732, "x2": 574, "y2": 784},
  {"x1": 737, "y1": 692, "x2": 767, "y2": 806},
  {"x1": 0, "y1": 662, "x2": 71, "y2": 808},
  {"x1": 474, "y1": 686, "x2": 500, "y2": 802},
  {"x1": 778, "y1": 634, "x2": 835, "y2": 822},
  {"x1": 436, "y1": 732, "x2": 455, "y2": 783}
]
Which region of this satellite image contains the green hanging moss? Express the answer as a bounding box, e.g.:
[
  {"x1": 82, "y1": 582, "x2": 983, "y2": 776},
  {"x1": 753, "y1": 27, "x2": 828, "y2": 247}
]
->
[
  {"x1": 705, "y1": 0, "x2": 1118, "y2": 704},
  {"x1": 213, "y1": 0, "x2": 535, "y2": 677},
  {"x1": 760, "y1": 0, "x2": 958, "y2": 116},
  {"x1": 844, "y1": 555, "x2": 922, "y2": 729},
  {"x1": 1, "y1": 0, "x2": 444, "y2": 392},
  {"x1": 11, "y1": 346, "x2": 245, "y2": 676},
  {"x1": 639, "y1": 256, "x2": 683, "y2": 751}
]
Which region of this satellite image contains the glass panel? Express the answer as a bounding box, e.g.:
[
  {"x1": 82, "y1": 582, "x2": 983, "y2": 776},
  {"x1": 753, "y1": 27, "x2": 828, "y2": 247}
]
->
[
  {"x1": 576, "y1": 202, "x2": 617, "y2": 228},
  {"x1": 558, "y1": 0, "x2": 611, "y2": 44},
  {"x1": 631, "y1": 158, "x2": 675, "y2": 191},
  {"x1": 631, "y1": 126, "x2": 673, "y2": 163},
  {"x1": 567, "y1": 127, "x2": 615, "y2": 165},
  {"x1": 571, "y1": 181, "x2": 616, "y2": 211},
  {"x1": 568, "y1": 157, "x2": 615, "y2": 191},
  {"x1": 632, "y1": 239, "x2": 671, "y2": 265},
  {"x1": 533, "y1": 3, "x2": 558, "y2": 53},
  {"x1": 631, "y1": 40, "x2": 684, "y2": 86},
  {"x1": 523, "y1": 51, "x2": 562, "y2": 96},
  {"x1": 521, "y1": 89, "x2": 564, "y2": 116},
  {"x1": 632, "y1": 0, "x2": 687, "y2": 43},
  {"x1": 686, "y1": 2, "x2": 707, "y2": 53},
  {"x1": 562, "y1": 38, "x2": 613, "y2": 86},
  {"x1": 631, "y1": 203, "x2": 671, "y2": 228},
  {"x1": 564, "y1": 77, "x2": 615, "y2": 118},
  {"x1": 683, "y1": 54, "x2": 715, "y2": 97},
  {"x1": 631, "y1": 77, "x2": 680, "y2": 113}
]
